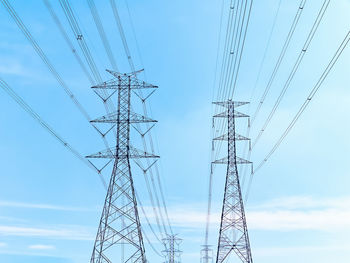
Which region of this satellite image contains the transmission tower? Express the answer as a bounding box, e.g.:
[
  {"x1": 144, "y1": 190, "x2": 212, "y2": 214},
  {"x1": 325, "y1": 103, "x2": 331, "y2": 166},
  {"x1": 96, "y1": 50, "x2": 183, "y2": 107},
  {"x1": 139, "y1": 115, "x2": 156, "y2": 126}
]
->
[
  {"x1": 212, "y1": 100, "x2": 253, "y2": 263},
  {"x1": 162, "y1": 234, "x2": 182, "y2": 263},
  {"x1": 87, "y1": 70, "x2": 159, "y2": 263},
  {"x1": 200, "y1": 245, "x2": 213, "y2": 263}
]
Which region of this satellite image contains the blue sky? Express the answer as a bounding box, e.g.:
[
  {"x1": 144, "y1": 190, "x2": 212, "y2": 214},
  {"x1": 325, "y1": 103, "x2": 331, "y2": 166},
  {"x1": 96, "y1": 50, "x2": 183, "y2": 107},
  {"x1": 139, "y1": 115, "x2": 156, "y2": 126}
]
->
[{"x1": 0, "y1": 0, "x2": 350, "y2": 263}]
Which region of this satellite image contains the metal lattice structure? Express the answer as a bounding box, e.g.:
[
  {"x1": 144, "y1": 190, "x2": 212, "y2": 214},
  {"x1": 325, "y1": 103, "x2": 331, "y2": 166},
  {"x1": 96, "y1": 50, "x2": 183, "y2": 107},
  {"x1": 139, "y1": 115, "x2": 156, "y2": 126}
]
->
[
  {"x1": 88, "y1": 70, "x2": 158, "y2": 263},
  {"x1": 162, "y1": 235, "x2": 182, "y2": 263},
  {"x1": 213, "y1": 100, "x2": 253, "y2": 263},
  {"x1": 200, "y1": 245, "x2": 213, "y2": 263}
]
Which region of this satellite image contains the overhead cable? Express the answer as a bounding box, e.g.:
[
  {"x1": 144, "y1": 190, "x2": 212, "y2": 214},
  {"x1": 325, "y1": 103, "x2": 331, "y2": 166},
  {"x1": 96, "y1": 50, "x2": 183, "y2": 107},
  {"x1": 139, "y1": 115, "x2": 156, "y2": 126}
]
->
[
  {"x1": 43, "y1": 0, "x2": 95, "y2": 85},
  {"x1": 252, "y1": 0, "x2": 330, "y2": 148},
  {"x1": 87, "y1": 0, "x2": 118, "y2": 71},
  {"x1": 109, "y1": 0, "x2": 174, "y2": 235},
  {"x1": 251, "y1": 0, "x2": 307, "y2": 124},
  {"x1": 59, "y1": 0, "x2": 102, "y2": 83},
  {"x1": 248, "y1": 0, "x2": 282, "y2": 105},
  {"x1": 1, "y1": 0, "x2": 91, "y2": 121},
  {"x1": 1, "y1": 79, "x2": 164, "y2": 255},
  {"x1": 246, "y1": 30, "x2": 350, "y2": 201},
  {"x1": 0, "y1": 78, "x2": 106, "y2": 188}
]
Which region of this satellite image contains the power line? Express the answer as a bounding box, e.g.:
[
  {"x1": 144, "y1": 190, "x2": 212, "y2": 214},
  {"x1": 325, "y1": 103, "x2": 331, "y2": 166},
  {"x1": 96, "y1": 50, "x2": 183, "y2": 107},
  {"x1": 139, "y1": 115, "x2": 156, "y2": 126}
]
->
[
  {"x1": 43, "y1": 0, "x2": 95, "y2": 85},
  {"x1": 245, "y1": 30, "x2": 350, "y2": 201},
  {"x1": 153, "y1": 163, "x2": 174, "y2": 235},
  {"x1": 214, "y1": 0, "x2": 242, "y2": 173},
  {"x1": 120, "y1": 4, "x2": 174, "y2": 231},
  {"x1": 0, "y1": 78, "x2": 107, "y2": 187},
  {"x1": 59, "y1": 0, "x2": 102, "y2": 83},
  {"x1": 43, "y1": 0, "x2": 118, "y2": 159},
  {"x1": 131, "y1": 109, "x2": 171, "y2": 237},
  {"x1": 1, "y1": 77, "x2": 165, "y2": 255},
  {"x1": 134, "y1": 159, "x2": 168, "y2": 238},
  {"x1": 248, "y1": 0, "x2": 282, "y2": 105},
  {"x1": 1, "y1": 0, "x2": 91, "y2": 121},
  {"x1": 54, "y1": 0, "x2": 114, "y2": 96},
  {"x1": 110, "y1": 0, "x2": 135, "y2": 72},
  {"x1": 124, "y1": 0, "x2": 147, "y2": 80},
  {"x1": 240, "y1": 0, "x2": 307, "y2": 187},
  {"x1": 218, "y1": 0, "x2": 248, "y2": 101},
  {"x1": 251, "y1": 0, "x2": 307, "y2": 124},
  {"x1": 3, "y1": 0, "x2": 116, "y2": 174},
  {"x1": 59, "y1": 0, "x2": 172, "y2": 248},
  {"x1": 148, "y1": 165, "x2": 169, "y2": 236},
  {"x1": 4, "y1": 0, "x2": 115, "y2": 157},
  {"x1": 239, "y1": 0, "x2": 282, "y2": 190},
  {"x1": 86, "y1": 0, "x2": 118, "y2": 71},
  {"x1": 109, "y1": 0, "x2": 174, "y2": 235},
  {"x1": 216, "y1": 0, "x2": 253, "y2": 103},
  {"x1": 135, "y1": 119, "x2": 172, "y2": 236},
  {"x1": 136, "y1": 192, "x2": 165, "y2": 257},
  {"x1": 213, "y1": 0, "x2": 253, "y2": 168},
  {"x1": 204, "y1": 1, "x2": 253, "y2": 258},
  {"x1": 216, "y1": 0, "x2": 240, "y2": 104},
  {"x1": 227, "y1": 0, "x2": 253, "y2": 98},
  {"x1": 252, "y1": 0, "x2": 330, "y2": 149},
  {"x1": 2, "y1": 2, "x2": 167, "y2": 252}
]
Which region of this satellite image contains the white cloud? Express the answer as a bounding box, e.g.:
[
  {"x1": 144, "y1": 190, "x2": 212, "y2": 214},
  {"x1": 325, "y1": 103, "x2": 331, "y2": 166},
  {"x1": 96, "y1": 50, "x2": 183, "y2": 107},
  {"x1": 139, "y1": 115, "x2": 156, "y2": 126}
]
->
[
  {"x1": 140, "y1": 203, "x2": 215, "y2": 229},
  {"x1": 0, "y1": 57, "x2": 40, "y2": 79},
  {"x1": 247, "y1": 209, "x2": 350, "y2": 231},
  {"x1": 249, "y1": 195, "x2": 350, "y2": 210},
  {"x1": 0, "y1": 200, "x2": 96, "y2": 212},
  {"x1": 28, "y1": 244, "x2": 55, "y2": 250},
  {"x1": 0, "y1": 61, "x2": 26, "y2": 76},
  {"x1": 0, "y1": 225, "x2": 93, "y2": 240},
  {"x1": 254, "y1": 243, "x2": 350, "y2": 258},
  {"x1": 2, "y1": 195, "x2": 349, "y2": 245},
  {"x1": 246, "y1": 195, "x2": 350, "y2": 231},
  {"x1": 141, "y1": 195, "x2": 350, "y2": 232},
  {"x1": 0, "y1": 242, "x2": 6, "y2": 247}
]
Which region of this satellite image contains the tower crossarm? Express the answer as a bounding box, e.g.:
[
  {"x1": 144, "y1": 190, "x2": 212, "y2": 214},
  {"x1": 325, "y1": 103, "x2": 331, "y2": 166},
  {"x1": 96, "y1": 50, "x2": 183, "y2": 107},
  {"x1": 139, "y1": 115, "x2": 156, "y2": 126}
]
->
[
  {"x1": 86, "y1": 146, "x2": 160, "y2": 159},
  {"x1": 91, "y1": 111, "x2": 157, "y2": 124},
  {"x1": 92, "y1": 81, "x2": 158, "y2": 90},
  {"x1": 213, "y1": 110, "x2": 249, "y2": 118},
  {"x1": 213, "y1": 133, "x2": 250, "y2": 141},
  {"x1": 213, "y1": 101, "x2": 249, "y2": 108},
  {"x1": 212, "y1": 156, "x2": 251, "y2": 165},
  {"x1": 91, "y1": 72, "x2": 158, "y2": 90}
]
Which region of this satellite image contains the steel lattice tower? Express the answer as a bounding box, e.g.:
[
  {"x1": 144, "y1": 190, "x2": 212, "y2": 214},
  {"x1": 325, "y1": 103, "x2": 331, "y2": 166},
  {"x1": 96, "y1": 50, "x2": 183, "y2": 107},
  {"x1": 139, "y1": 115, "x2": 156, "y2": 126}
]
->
[
  {"x1": 200, "y1": 245, "x2": 213, "y2": 263},
  {"x1": 87, "y1": 70, "x2": 158, "y2": 263},
  {"x1": 212, "y1": 100, "x2": 253, "y2": 263},
  {"x1": 162, "y1": 235, "x2": 182, "y2": 263}
]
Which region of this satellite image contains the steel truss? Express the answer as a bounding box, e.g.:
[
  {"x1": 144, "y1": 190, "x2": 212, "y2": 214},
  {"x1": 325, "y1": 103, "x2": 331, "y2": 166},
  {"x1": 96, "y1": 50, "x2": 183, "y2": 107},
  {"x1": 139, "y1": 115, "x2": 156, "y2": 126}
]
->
[
  {"x1": 213, "y1": 100, "x2": 253, "y2": 263},
  {"x1": 88, "y1": 70, "x2": 158, "y2": 263}
]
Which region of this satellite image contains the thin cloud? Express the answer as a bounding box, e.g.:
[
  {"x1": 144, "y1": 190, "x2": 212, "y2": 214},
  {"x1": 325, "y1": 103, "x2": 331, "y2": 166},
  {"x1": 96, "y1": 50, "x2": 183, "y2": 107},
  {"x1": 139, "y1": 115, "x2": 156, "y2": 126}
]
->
[
  {"x1": 254, "y1": 243, "x2": 350, "y2": 257},
  {"x1": 0, "y1": 200, "x2": 97, "y2": 212},
  {"x1": 141, "y1": 196, "x2": 350, "y2": 232},
  {"x1": 247, "y1": 209, "x2": 350, "y2": 231},
  {"x1": 0, "y1": 225, "x2": 94, "y2": 240},
  {"x1": 0, "y1": 57, "x2": 40, "y2": 79},
  {"x1": 0, "y1": 60, "x2": 26, "y2": 76},
  {"x1": 28, "y1": 244, "x2": 55, "y2": 250},
  {"x1": 249, "y1": 195, "x2": 350, "y2": 210}
]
